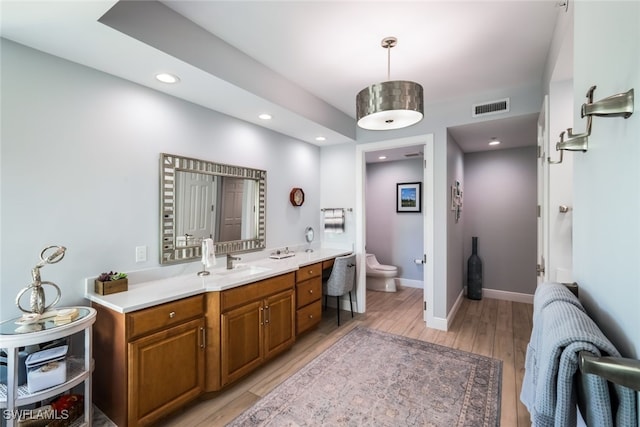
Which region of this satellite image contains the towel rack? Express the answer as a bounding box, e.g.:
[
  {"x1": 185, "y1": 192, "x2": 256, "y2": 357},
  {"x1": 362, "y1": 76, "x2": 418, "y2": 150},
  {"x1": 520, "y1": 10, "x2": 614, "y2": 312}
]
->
[
  {"x1": 321, "y1": 208, "x2": 353, "y2": 212},
  {"x1": 579, "y1": 351, "x2": 640, "y2": 391}
]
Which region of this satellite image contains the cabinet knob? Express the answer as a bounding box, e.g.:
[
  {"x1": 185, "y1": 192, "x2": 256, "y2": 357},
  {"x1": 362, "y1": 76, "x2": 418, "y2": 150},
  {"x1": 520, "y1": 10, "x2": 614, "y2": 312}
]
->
[
  {"x1": 309, "y1": 270, "x2": 313, "y2": 275},
  {"x1": 169, "y1": 311, "x2": 176, "y2": 318},
  {"x1": 309, "y1": 289, "x2": 313, "y2": 294},
  {"x1": 309, "y1": 315, "x2": 313, "y2": 319}
]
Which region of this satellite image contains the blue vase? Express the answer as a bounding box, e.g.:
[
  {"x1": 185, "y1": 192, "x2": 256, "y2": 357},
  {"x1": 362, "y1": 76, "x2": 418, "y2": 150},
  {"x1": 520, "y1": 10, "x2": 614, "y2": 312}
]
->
[{"x1": 467, "y1": 237, "x2": 483, "y2": 300}]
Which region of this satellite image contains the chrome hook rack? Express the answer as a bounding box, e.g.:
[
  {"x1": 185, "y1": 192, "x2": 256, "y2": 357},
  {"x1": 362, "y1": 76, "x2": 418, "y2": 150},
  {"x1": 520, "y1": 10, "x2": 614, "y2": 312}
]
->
[
  {"x1": 581, "y1": 86, "x2": 634, "y2": 119},
  {"x1": 549, "y1": 86, "x2": 634, "y2": 164}
]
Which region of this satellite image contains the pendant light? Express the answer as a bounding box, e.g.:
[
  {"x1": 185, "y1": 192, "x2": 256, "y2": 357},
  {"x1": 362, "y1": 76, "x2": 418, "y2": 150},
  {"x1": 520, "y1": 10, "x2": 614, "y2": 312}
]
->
[{"x1": 356, "y1": 37, "x2": 424, "y2": 130}]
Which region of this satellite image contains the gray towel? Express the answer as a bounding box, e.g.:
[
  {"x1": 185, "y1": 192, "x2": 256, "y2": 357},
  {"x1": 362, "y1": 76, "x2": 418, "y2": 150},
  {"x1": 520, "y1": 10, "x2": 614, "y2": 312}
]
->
[{"x1": 521, "y1": 282, "x2": 637, "y2": 427}]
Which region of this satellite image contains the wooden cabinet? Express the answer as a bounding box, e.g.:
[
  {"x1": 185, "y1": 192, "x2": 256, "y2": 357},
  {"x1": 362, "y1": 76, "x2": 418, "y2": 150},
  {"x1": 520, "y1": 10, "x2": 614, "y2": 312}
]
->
[
  {"x1": 93, "y1": 294, "x2": 205, "y2": 427},
  {"x1": 208, "y1": 272, "x2": 296, "y2": 389},
  {"x1": 295, "y1": 262, "x2": 322, "y2": 336}
]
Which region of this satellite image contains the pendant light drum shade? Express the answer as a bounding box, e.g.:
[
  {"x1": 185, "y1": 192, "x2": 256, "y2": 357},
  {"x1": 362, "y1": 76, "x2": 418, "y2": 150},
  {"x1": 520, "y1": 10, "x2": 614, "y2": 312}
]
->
[
  {"x1": 356, "y1": 80, "x2": 424, "y2": 130},
  {"x1": 356, "y1": 37, "x2": 424, "y2": 130}
]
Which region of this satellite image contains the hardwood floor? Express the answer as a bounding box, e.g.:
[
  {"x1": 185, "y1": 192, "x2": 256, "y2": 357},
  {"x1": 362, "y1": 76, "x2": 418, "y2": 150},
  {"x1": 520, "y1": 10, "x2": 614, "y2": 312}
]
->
[{"x1": 157, "y1": 287, "x2": 533, "y2": 426}]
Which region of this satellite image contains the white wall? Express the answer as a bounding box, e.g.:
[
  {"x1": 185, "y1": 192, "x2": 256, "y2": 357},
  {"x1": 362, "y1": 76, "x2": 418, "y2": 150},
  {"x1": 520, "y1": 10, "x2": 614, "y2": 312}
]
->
[
  {"x1": 365, "y1": 159, "x2": 424, "y2": 281},
  {"x1": 0, "y1": 40, "x2": 322, "y2": 319},
  {"x1": 464, "y1": 147, "x2": 538, "y2": 295},
  {"x1": 570, "y1": 1, "x2": 640, "y2": 358},
  {"x1": 319, "y1": 142, "x2": 356, "y2": 251}
]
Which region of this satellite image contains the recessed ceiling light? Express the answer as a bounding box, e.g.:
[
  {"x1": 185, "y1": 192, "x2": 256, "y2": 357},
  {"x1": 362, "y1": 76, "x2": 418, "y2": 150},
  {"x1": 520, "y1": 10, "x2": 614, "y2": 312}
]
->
[
  {"x1": 258, "y1": 113, "x2": 272, "y2": 120},
  {"x1": 489, "y1": 138, "x2": 501, "y2": 146},
  {"x1": 378, "y1": 155, "x2": 387, "y2": 160},
  {"x1": 155, "y1": 73, "x2": 180, "y2": 84},
  {"x1": 315, "y1": 136, "x2": 326, "y2": 142}
]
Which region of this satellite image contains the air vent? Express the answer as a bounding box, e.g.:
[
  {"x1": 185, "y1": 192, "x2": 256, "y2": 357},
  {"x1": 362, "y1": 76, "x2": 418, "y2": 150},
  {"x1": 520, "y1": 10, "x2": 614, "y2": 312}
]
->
[
  {"x1": 472, "y1": 98, "x2": 510, "y2": 117},
  {"x1": 404, "y1": 152, "x2": 422, "y2": 158}
]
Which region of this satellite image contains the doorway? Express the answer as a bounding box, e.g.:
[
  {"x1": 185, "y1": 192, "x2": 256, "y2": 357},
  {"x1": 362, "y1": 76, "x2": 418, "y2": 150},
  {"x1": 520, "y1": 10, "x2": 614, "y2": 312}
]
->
[{"x1": 355, "y1": 134, "x2": 435, "y2": 326}]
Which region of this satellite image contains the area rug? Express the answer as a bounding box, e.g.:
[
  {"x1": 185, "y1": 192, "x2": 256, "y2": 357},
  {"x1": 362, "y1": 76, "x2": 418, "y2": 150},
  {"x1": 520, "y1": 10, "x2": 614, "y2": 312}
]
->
[{"x1": 227, "y1": 327, "x2": 502, "y2": 426}]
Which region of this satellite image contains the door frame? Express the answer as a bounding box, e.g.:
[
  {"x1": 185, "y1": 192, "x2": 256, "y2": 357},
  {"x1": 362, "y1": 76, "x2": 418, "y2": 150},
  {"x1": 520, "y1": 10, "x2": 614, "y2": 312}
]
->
[
  {"x1": 537, "y1": 95, "x2": 550, "y2": 283},
  {"x1": 355, "y1": 134, "x2": 435, "y2": 326}
]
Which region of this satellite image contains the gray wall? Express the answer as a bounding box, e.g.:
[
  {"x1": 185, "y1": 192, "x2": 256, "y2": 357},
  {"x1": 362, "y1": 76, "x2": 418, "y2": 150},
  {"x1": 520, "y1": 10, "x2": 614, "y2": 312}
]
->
[
  {"x1": 463, "y1": 147, "x2": 538, "y2": 295},
  {"x1": 446, "y1": 134, "x2": 465, "y2": 309},
  {"x1": 365, "y1": 159, "x2": 424, "y2": 282},
  {"x1": 0, "y1": 40, "x2": 322, "y2": 319}
]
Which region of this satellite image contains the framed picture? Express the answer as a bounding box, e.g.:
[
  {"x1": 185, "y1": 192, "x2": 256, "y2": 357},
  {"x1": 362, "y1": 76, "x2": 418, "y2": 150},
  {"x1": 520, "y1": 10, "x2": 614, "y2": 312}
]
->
[
  {"x1": 396, "y1": 182, "x2": 422, "y2": 213},
  {"x1": 450, "y1": 180, "x2": 463, "y2": 222}
]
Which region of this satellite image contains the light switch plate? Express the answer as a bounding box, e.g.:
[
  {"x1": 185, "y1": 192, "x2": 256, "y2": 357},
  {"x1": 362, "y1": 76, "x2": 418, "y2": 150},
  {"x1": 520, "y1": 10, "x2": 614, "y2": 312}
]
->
[{"x1": 135, "y1": 246, "x2": 147, "y2": 263}]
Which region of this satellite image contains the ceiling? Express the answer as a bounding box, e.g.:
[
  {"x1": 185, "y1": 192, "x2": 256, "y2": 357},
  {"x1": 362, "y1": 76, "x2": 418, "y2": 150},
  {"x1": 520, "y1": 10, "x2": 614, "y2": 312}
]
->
[{"x1": 0, "y1": 1, "x2": 559, "y2": 155}]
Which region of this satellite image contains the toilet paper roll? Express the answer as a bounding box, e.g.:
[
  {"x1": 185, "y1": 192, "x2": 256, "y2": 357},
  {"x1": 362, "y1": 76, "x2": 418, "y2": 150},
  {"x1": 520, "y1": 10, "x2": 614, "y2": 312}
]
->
[{"x1": 414, "y1": 258, "x2": 424, "y2": 264}]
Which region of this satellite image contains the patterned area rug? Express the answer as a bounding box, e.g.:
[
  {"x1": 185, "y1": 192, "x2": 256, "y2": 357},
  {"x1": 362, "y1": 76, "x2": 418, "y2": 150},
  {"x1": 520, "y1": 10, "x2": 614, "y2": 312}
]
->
[{"x1": 228, "y1": 327, "x2": 502, "y2": 426}]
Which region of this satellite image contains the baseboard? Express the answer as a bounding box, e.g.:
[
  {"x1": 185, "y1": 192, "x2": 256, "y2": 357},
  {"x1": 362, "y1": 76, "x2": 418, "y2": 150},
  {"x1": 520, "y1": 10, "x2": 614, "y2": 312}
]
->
[
  {"x1": 427, "y1": 288, "x2": 464, "y2": 332},
  {"x1": 482, "y1": 288, "x2": 533, "y2": 304},
  {"x1": 398, "y1": 278, "x2": 423, "y2": 289}
]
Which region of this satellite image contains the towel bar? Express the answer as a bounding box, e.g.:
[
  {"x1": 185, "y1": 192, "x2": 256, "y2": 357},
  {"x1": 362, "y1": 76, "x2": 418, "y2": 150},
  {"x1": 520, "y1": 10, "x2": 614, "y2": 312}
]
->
[{"x1": 579, "y1": 351, "x2": 640, "y2": 391}]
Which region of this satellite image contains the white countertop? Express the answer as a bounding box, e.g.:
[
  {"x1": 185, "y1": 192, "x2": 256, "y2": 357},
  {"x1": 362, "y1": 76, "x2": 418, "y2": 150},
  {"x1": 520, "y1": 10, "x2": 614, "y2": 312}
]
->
[{"x1": 85, "y1": 248, "x2": 351, "y2": 313}]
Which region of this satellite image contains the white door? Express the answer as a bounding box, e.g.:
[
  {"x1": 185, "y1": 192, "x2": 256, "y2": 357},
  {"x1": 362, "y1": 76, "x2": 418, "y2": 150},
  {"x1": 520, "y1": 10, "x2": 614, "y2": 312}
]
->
[
  {"x1": 537, "y1": 96, "x2": 550, "y2": 283},
  {"x1": 176, "y1": 172, "x2": 216, "y2": 242}
]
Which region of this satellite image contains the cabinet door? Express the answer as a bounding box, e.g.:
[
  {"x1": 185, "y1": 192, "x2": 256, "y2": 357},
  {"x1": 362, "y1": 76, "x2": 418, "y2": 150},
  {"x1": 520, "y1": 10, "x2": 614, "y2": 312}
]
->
[
  {"x1": 221, "y1": 300, "x2": 264, "y2": 386},
  {"x1": 264, "y1": 289, "x2": 295, "y2": 359},
  {"x1": 128, "y1": 317, "x2": 205, "y2": 427}
]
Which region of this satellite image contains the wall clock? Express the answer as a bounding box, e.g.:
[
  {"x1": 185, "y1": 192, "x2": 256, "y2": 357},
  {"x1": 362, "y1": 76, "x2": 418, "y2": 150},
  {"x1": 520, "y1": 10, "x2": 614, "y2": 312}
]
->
[{"x1": 289, "y1": 188, "x2": 305, "y2": 207}]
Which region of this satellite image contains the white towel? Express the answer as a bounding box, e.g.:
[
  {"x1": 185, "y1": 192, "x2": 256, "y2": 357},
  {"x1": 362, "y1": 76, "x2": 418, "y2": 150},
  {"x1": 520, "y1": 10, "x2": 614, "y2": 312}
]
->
[
  {"x1": 323, "y1": 209, "x2": 345, "y2": 233},
  {"x1": 202, "y1": 238, "x2": 216, "y2": 268}
]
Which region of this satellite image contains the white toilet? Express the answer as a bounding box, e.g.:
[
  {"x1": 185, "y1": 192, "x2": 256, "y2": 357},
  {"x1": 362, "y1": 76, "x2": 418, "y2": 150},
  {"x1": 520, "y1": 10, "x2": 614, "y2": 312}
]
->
[{"x1": 365, "y1": 254, "x2": 398, "y2": 292}]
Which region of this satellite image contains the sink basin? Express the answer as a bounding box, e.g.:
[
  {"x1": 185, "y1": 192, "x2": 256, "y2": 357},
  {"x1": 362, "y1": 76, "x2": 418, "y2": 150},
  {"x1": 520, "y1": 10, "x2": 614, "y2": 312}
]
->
[{"x1": 213, "y1": 264, "x2": 271, "y2": 279}]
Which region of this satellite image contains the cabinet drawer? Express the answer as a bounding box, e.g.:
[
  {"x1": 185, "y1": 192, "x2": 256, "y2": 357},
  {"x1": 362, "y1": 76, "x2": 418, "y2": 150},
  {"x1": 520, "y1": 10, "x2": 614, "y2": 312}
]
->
[
  {"x1": 221, "y1": 273, "x2": 295, "y2": 312},
  {"x1": 296, "y1": 262, "x2": 321, "y2": 282},
  {"x1": 296, "y1": 277, "x2": 321, "y2": 309},
  {"x1": 296, "y1": 300, "x2": 322, "y2": 335},
  {"x1": 127, "y1": 295, "x2": 204, "y2": 340}
]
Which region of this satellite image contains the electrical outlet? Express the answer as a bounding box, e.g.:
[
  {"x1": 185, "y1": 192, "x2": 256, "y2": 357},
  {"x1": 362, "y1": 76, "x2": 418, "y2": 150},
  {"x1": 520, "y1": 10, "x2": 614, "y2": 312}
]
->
[{"x1": 135, "y1": 246, "x2": 147, "y2": 263}]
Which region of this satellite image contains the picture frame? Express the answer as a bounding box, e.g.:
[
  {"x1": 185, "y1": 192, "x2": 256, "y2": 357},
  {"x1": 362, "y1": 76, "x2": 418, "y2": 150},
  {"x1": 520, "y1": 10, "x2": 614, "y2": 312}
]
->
[
  {"x1": 396, "y1": 182, "x2": 422, "y2": 213},
  {"x1": 450, "y1": 180, "x2": 463, "y2": 222}
]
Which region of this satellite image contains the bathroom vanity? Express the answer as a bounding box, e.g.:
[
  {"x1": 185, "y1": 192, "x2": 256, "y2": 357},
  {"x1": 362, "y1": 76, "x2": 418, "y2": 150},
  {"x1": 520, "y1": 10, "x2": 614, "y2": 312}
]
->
[{"x1": 86, "y1": 248, "x2": 350, "y2": 427}]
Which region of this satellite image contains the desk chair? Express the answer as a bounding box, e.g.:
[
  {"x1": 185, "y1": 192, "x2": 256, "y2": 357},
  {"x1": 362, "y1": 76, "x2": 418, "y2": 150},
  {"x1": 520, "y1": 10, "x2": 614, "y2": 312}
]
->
[{"x1": 323, "y1": 254, "x2": 356, "y2": 326}]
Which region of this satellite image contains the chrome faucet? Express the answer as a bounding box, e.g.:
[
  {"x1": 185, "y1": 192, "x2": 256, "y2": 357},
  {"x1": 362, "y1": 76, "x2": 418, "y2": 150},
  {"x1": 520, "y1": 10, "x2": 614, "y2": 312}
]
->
[{"x1": 226, "y1": 253, "x2": 241, "y2": 270}]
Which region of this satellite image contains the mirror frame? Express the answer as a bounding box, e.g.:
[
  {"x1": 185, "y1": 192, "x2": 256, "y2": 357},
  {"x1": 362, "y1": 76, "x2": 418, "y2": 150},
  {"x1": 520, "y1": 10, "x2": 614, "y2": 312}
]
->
[{"x1": 160, "y1": 153, "x2": 266, "y2": 265}]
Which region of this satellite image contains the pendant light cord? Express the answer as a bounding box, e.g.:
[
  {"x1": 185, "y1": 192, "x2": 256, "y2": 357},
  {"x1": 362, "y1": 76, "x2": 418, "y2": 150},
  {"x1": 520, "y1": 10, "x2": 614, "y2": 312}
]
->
[
  {"x1": 382, "y1": 37, "x2": 397, "y2": 81},
  {"x1": 387, "y1": 42, "x2": 391, "y2": 80}
]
